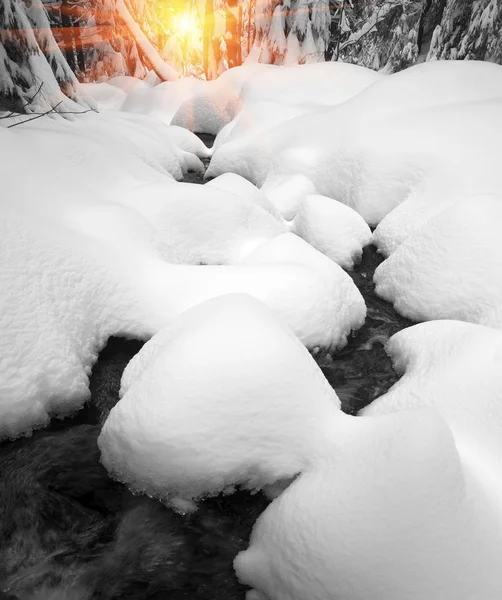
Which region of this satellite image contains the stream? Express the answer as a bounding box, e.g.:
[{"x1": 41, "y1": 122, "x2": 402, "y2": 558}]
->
[{"x1": 0, "y1": 134, "x2": 414, "y2": 600}]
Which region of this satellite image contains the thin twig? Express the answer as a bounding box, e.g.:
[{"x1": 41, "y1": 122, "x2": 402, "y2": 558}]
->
[
  {"x1": 21, "y1": 82, "x2": 44, "y2": 108},
  {"x1": 7, "y1": 101, "x2": 64, "y2": 128}
]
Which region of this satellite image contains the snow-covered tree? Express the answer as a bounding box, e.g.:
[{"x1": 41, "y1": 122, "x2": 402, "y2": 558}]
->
[
  {"x1": 0, "y1": 0, "x2": 93, "y2": 113},
  {"x1": 428, "y1": 0, "x2": 502, "y2": 63},
  {"x1": 248, "y1": 0, "x2": 330, "y2": 64}
]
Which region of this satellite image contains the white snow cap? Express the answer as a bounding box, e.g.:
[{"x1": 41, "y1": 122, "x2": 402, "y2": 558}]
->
[
  {"x1": 100, "y1": 294, "x2": 341, "y2": 506},
  {"x1": 236, "y1": 409, "x2": 502, "y2": 600},
  {"x1": 373, "y1": 195, "x2": 502, "y2": 326}
]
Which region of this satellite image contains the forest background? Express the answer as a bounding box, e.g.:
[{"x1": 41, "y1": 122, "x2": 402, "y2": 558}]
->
[{"x1": 1, "y1": 0, "x2": 501, "y2": 113}]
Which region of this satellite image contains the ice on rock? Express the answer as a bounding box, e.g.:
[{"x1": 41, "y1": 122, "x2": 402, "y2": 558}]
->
[
  {"x1": 99, "y1": 294, "x2": 342, "y2": 507},
  {"x1": 207, "y1": 62, "x2": 502, "y2": 226},
  {"x1": 235, "y1": 409, "x2": 502, "y2": 600},
  {"x1": 362, "y1": 320, "x2": 502, "y2": 492},
  {"x1": 292, "y1": 194, "x2": 372, "y2": 269},
  {"x1": 374, "y1": 195, "x2": 502, "y2": 326}
]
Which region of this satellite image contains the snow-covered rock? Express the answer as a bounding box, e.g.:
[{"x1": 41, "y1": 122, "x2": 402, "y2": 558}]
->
[
  {"x1": 374, "y1": 195, "x2": 502, "y2": 326},
  {"x1": 292, "y1": 195, "x2": 372, "y2": 268},
  {"x1": 100, "y1": 294, "x2": 341, "y2": 508},
  {"x1": 207, "y1": 62, "x2": 502, "y2": 225},
  {"x1": 0, "y1": 116, "x2": 366, "y2": 439},
  {"x1": 205, "y1": 173, "x2": 281, "y2": 219},
  {"x1": 261, "y1": 174, "x2": 317, "y2": 221},
  {"x1": 362, "y1": 320, "x2": 502, "y2": 489},
  {"x1": 236, "y1": 407, "x2": 502, "y2": 600}
]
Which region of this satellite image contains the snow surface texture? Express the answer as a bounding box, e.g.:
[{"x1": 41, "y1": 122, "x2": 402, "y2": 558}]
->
[
  {"x1": 0, "y1": 109, "x2": 365, "y2": 438},
  {"x1": 208, "y1": 61, "x2": 502, "y2": 225},
  {"x1": 100, "y1": 294, "x2": 342, "y2": 508},
  {"x1": 235, "y1": 408, "x2": 502, "y2": 600},
  {"x1": 362, "y1": 320, "x2": 502, "y2": 495},
  {"x1": 374, "y1": 195, "x2": 502, "y2": 326}
]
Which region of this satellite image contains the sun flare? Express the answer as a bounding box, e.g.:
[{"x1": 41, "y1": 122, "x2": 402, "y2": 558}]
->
[{"x1": 173, "y1": 12, "x2": 200, "y2": 37}]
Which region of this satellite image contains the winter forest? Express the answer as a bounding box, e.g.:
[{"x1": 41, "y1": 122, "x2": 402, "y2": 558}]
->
[{"x1": 2, "y1": 0, "x2": 502, "y2": 599}]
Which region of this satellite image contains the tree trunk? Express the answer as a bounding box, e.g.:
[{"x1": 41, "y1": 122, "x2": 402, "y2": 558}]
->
[
  {"x1": 203, "y1": 0, "x2": 214, "y2": 78},
  {"x1": 225, "y1": 0, "x2": 240, "y2": 67}
]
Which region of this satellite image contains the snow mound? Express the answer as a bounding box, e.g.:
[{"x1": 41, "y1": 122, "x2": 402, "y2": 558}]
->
[
  {"x1": 0, "y1": 202, "x2": 160, "y2": 440},
  {"x1": 292, "y1": 195, "x2": 372, "y2": 269},
  {"x1": 207, "y1": 62, "x2": 502, "y2": 225},
  {"x1": 362, "y1": 320, "x2": 502, "y2": 489},
  {"x1": 127, "y1": 181, "x2": 286, "y2": 265},
  {"x1": 121, "y1": 76, "x2": 205, "y2": 124},
  {"x1": 212, "y1": 100, "x2": 315, "y2": 151},
  {"x1": 261, "y1": 174, "x2": 317, "y2": 221},
  {"x1": 212, "y1": 63, "x2": 380, "y2": 151},
  {"x1": 100, "y1": 294, "x2": 341, "y2": 506},
  {"x1": 240, "y1": 61, "x2": 381, "y2": 108},
  {"x1": 24, "y1": 110, "x2": 205, "y2": 181},
  {"x1": 374, "y1": 195, "x2": 502, "y2": 326},
  {"x1": 106, "y1": 75, "x2": 150, "y2": 93},
  {"x1": 205, "y1": 173, "x2": 281, "y2": 218},
  {"x1": 79, "y1": 82, "x2": 127, "y2": 111},
  {"x1": 236, "y1": 409, "x2": 502, "y2": 600},
  {"x1": 170, "y1": 65, "x2": 272, "y2": 134}
]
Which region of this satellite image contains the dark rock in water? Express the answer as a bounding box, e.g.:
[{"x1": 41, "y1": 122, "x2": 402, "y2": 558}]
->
[
  {"x1": 88, "y1": 337, "x2": 145, "y2": 425},
  {"x1": 181, "y1": 132, "x2": 213, "y2": 185}
]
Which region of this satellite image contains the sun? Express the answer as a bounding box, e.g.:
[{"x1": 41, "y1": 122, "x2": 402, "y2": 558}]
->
[{"x1": 173, "y1": 12, "x2": 200, "y2": 37}]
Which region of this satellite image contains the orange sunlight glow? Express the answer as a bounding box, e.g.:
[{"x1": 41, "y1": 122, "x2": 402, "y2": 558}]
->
[{"x1": 172, "y1": 12, "x2": 200, "y2": 38}]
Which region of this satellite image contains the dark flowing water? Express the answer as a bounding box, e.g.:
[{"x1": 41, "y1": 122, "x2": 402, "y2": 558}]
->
[{"x1": 0, "y1": 134, "x2": 414, "y2": 600}]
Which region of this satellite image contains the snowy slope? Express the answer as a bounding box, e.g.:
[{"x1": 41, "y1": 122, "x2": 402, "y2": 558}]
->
[{"x1": 236, "y1": 409, "x2": 502, "y2": 600}]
